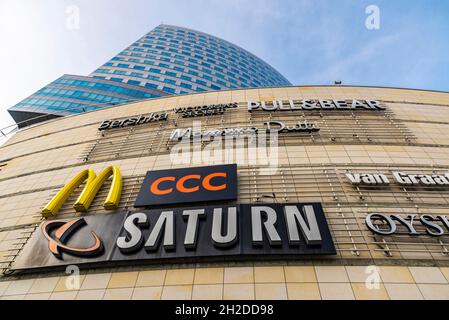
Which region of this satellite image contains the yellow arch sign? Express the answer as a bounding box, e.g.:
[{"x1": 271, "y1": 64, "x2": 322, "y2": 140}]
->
[{"x1": 42, "y1": 166, "x2": 122, "y2": 218}]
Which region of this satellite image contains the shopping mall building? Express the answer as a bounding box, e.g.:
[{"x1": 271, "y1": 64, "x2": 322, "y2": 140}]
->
[{"x1": 1, "y1": 85, "x2": 449, "y2": 300}]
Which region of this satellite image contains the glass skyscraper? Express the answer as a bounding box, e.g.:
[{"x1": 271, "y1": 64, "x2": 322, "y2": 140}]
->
[
  {"x1": 8, "y1": 75, "x2": 168, "y2": 127},
  {"x1": 8, "y1": 24, "x2": 291, "y2": 127}
]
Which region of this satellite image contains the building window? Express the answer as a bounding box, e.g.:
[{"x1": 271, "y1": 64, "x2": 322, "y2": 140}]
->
[
  {"x1": 180, "y1": 82, "x2": 192, "y2": 89},
  {"x1": 165, "y1": 71, "x2": 177, "y2": 78},
  {"x1": 127, "y1": 80, "x2": 140, "y2": 86},
  {"x1": 164, "y1": 78, "x2": 176, "y2": 85},
  {"x1": 163, "y1": 86, "x2": 175, "y2": 93},
  {"x1": 145, "y1": 83, "x2": 158, "y2": 89}
]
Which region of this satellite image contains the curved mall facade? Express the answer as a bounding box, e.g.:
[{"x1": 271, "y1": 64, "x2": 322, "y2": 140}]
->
[{"x1": 1, "y1": 85, "x2": 449, "y2": 300}]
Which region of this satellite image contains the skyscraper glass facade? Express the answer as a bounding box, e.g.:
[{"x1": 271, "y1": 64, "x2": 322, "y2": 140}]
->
[
  {"x1": 7, "y1": 75, "x2": 168, "y2": 127},
  {"x1": 90, "y1": 24, "x2": 291, "y2": 94},
  {"x1": 7, "y1": 24, "x2": 291, "y2": 127}
]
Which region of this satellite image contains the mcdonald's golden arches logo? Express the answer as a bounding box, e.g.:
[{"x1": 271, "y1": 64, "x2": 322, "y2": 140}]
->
[{"x1": 42, "y1": 165, "x2": 122, "y2": 218}]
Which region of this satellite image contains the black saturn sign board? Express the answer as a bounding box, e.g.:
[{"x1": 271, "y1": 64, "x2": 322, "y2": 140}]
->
[{"x1": 12, "y1": 203, "x2": 336, "y2": 270}]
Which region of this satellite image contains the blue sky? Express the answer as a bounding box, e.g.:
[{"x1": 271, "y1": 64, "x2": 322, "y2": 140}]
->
[{"x1": 0, "y1": 0, "x2": 448, "y2": 129}]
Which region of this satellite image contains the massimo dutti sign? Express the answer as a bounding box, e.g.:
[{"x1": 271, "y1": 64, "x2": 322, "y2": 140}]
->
[
  {"x1": 169, "y1": 121, "x2": 320, "y2": 141},
  {"x1": 12, "y1": 203, "x2": 336, "y2": 270}
]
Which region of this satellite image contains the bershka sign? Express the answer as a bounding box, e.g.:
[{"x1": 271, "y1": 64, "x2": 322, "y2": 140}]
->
[
  {"x1": 248, "y1": 99, "x2": 386, "y2": 112},
  {"x1": 12, "y1": 203, "x2": 336, "y2": 270},
  {"x1": 134, "y1": 164, "x2": 238, "y2": 207},
  {"x1": 98, "y1": 112, "x2": 168, "y2": 130},
  {"x1": 174, "y1": 103, "x2": 238, "y2": 118},
  {"x1": 169, "y1": 121, "x2": 319, "y2": 141},
  {"x1": 346, "y1": 172, "x2": 449, "y2": 186}
]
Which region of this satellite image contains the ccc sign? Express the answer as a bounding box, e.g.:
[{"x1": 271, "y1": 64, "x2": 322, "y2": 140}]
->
[
  {"x1": 150, "y1": 172, "x2": 227, "y2": 195},
  {"x1": 135, "y1": 164, "x2": 237, "y2": 207},
  {"x1": 42, "y1": 165, "x2": 122, "y2": 218}
]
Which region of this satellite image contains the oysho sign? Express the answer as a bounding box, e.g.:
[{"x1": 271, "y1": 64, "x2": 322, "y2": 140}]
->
[
  {"x1": 12, "y1": 203, "x2": 336, "y2": 270},
  {"x1": 366, "y1": 213, "x2": 449, "y2": 237}
]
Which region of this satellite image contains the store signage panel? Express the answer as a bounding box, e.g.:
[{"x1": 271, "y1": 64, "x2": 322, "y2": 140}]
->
[
  {"x1": 98, "y1": 112, "x2": 168, "y2": 130},
  {"x1": 248, "y1": 99, "x2": 386, "y2": 111},
  {"x1": 12, "y1": 213, "x2": 126, "y2": 270},
  {"x1": 174, "y1": 103, "x2": 238, "y2": 118},
  {"x1": 12, "y1": 203, "x2": 336, "y2": 271},
  {"x1": 134, "y1": 164, "x2": 238, "y2": 207},
  {"x1": 97, "y1": 99, "x2": 387, "y2": 131},
  {"x1": 169, "y1": 121, "x2": 320, "y2": 141},
  {"x1": 346, "y1": 172, "x2": 449, "y2": 186},
  {"x1": 366, "y1": 213, "x2": 449, "y2": 237}
]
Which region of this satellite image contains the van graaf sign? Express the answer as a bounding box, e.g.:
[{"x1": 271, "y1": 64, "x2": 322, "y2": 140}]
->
[
  {"x1": 12, "y1": 203, "x2": 336, "y2": 270},
  {"x1": 346, "y1": 172, "x2": 449, "y2": 186},
  {"x1": 344, "y1": 171, "x2": 449, "y2": 238}
]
